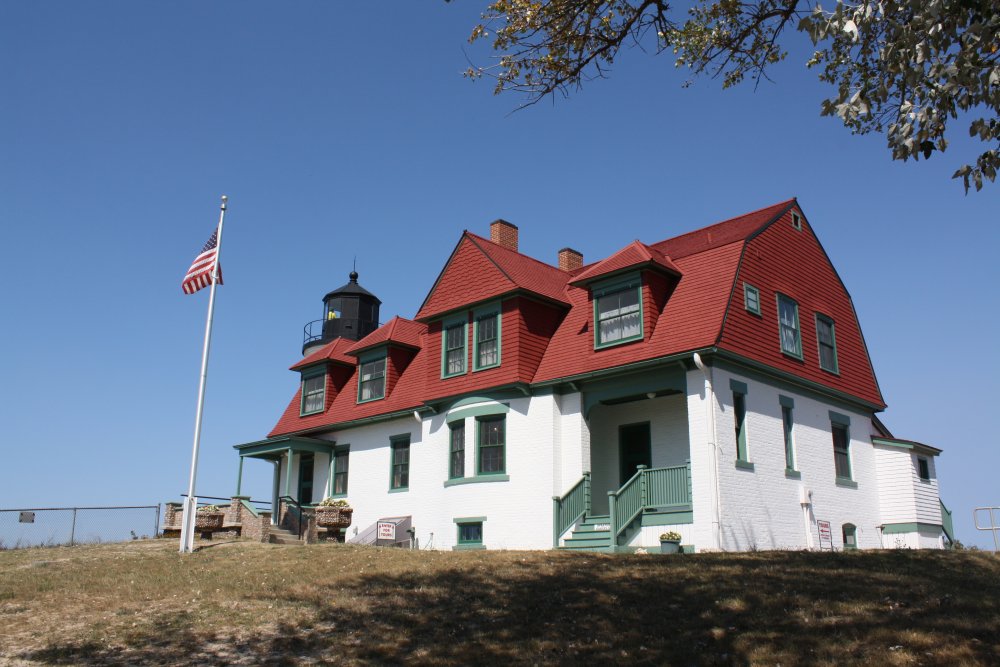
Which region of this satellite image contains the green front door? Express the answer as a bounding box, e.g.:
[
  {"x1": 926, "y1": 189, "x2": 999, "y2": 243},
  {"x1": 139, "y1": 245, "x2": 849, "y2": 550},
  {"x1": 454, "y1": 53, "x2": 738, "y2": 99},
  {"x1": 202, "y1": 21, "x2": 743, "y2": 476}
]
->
[
  {"x1": 619, "y1": 422, "x2": 652, "y2": 485},
  {"x1": 298, "y1": 453, "x2": 315, "y2": 504}
]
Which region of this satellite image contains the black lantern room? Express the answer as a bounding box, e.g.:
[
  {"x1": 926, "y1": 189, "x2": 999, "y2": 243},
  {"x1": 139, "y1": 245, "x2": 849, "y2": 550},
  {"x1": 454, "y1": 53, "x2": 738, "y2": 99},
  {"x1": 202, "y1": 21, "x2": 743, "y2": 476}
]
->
[{"x1": 303, "y1": 271, "x2": 381, "y2": 354}]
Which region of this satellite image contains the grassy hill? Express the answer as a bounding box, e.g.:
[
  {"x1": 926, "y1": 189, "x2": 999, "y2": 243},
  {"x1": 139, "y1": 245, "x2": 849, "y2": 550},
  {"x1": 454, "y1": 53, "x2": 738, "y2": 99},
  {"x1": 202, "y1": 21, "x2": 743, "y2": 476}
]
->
[{"x1": 1, "y1": 540, "x2": 997, "y2": 666}]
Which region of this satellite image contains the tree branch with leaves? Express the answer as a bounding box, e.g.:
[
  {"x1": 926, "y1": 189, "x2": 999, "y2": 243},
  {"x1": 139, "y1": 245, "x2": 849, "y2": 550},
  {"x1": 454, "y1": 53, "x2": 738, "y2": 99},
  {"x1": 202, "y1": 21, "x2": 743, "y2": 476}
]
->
[{"x1": 461, "y1": 0, "x2": 999, "y2": 192}]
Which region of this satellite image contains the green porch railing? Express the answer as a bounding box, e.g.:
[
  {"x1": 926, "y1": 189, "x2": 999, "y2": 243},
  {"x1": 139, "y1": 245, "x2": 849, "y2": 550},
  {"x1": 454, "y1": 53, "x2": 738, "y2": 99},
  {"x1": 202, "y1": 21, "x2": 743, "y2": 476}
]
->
[
  {"x1": 609, "y1": 462, "x2": 691, "y2": 546},
  {"x1": 940, "y1": 499, "x2": 954, "y2": 543},
  {"x1": 552, "y1": 472, "x2": 591, "y2": 547}
]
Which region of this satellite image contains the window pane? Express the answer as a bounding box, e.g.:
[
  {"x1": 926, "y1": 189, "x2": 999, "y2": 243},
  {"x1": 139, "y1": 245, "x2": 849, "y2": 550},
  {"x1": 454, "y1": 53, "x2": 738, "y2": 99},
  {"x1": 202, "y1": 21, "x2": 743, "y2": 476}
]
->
[
  {"x1": 459, "y1": 523, "x2": 482, "y2": 543},
  {"x1": 782, "y1": 406, "x2": 794, "y2": 469},
  {"x1": 597, "y1": 286, "x2": 641, "y2": 344},
  {"x1": 832, "y1": 425, "x2": 851, "y2": 478},
  {"x1": 478, "y1": 416, "x2": 505, "y2": 474},
  {"x1": 779, "y1": 297, "x2": 801, "y2": 356},
  {"x1": 450, "y1": 423, "x2": 465, "y2": 478},
  {"x1": 817, "y1": 317, "x2": 837, "y2": 371},
  {"x1": 734, "y1": 392, "x2": 747, "y2": 460},
  {"x1": 477, "y1": 315, "x2": 499, "y2": 367}
]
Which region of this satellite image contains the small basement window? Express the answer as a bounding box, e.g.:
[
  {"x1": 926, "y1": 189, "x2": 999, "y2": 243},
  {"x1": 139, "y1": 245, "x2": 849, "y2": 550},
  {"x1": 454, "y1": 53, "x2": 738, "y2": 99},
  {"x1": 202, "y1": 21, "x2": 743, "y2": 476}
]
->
[{"x1": 454, "y1": 517, "x2": 486, "y2": 550}]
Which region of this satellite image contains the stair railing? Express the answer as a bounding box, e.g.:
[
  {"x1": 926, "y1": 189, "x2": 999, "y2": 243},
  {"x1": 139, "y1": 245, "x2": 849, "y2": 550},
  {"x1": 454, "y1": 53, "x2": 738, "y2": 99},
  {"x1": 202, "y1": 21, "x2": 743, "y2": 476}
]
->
[
  {"x1": 552, "y1": 472, "x2": 591, "y2": 547},
  {"x1": 608, "y1": 462, "x2": 692, "y2": 547}
]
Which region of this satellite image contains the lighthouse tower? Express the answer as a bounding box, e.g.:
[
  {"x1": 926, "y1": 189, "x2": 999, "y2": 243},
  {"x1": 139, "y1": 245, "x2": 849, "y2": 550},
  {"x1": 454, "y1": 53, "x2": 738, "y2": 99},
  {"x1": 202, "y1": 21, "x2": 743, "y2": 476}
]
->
[{"x1": 302, "y1": 271, "x2": 381, "y2": 355}]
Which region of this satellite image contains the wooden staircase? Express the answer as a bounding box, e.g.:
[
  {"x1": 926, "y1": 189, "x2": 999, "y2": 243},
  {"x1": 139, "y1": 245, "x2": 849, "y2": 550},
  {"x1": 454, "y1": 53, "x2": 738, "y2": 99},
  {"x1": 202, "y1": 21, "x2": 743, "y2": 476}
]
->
[{"x1": 560, "y1": 514, "x2": 613, "y2": 552}]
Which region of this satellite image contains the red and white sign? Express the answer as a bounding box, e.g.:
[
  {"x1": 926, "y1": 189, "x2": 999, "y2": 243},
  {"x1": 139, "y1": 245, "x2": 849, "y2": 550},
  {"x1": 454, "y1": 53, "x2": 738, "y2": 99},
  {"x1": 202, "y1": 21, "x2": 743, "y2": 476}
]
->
[
  {"x1": 817, "y1": 520, "x2": 833, "y2": 550},
  {"x1": 377, "y1": 521, "x2": 396, "y2": 541}
]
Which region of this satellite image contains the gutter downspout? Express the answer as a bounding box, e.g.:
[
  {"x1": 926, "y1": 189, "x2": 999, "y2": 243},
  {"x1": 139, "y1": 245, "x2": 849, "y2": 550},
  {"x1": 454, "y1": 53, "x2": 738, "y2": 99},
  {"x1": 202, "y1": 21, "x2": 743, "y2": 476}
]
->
[{"x1": 693, "y1": 352, "x2": 723, "y2": 551}]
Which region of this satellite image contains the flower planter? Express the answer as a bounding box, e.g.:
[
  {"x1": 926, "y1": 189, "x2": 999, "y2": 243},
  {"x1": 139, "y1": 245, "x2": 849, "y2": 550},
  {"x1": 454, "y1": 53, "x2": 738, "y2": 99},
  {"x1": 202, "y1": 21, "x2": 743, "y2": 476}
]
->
[
  {"x1": 195, "y1": 512, "x2": 225, "y2": 530},
  {"x1": 659, "y1": 540, "x2": 681, "y2": 554},
  {"x1": 316, "y1": 507, "x2": 353, "y2": 529}
]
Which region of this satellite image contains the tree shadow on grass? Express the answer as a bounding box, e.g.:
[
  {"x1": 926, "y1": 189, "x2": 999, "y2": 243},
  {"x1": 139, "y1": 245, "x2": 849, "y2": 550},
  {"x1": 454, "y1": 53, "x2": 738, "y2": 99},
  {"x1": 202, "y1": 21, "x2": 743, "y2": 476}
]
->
[{"x1": 21, "y1": 550, "x2": 1000, "y2": 666}]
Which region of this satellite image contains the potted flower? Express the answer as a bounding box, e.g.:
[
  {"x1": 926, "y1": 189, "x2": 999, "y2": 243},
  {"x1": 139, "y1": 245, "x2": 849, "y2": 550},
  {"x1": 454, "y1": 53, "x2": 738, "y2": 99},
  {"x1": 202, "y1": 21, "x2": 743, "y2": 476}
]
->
[
  {"x1": 195, "y1": 504, "x2": 225, "y2": 530},
  {"x1": 315, "y1": 498, "x2": 353, "y2": 528},
  {"x1": 659, "y1": 531, "x2": 682, "y2": 554}
]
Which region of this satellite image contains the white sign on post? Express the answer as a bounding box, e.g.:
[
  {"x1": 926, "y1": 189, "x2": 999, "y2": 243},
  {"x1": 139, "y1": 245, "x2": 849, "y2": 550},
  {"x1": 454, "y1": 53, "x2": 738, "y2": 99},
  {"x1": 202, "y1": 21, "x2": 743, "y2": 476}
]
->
[
  {"x1": 817, "y1": 520, "x2": 833, "y2": 550},
  {"x1": 377, "y1": 521, "x2": 396, "y2": 541}
]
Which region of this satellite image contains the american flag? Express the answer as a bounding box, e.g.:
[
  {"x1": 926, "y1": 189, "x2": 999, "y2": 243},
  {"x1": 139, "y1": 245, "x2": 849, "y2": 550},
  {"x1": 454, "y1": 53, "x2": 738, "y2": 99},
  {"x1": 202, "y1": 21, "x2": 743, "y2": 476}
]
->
[{"x1": 181, "y1": 229, "x2": 223, "y2": 294}]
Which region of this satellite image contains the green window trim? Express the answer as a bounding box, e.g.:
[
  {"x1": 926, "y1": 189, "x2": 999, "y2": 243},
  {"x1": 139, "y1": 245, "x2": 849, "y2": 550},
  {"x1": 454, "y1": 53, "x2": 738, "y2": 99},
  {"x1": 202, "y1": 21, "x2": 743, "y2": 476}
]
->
[
  {"x1": 473, "y1": 303, "x2": 501, "y2": 371},
  {"x1": 733, "y1": 389, "x2": 749, "y2": 463},
  {"x1": 476, "y1": 414, "x2": 506, "y2": 476},
  {"x1": 735, "y1": 460, "x2": 755, "y2": 471},
  {"x1": 357, "y1": 352, "x2": 387, "y2": 403},
  {"x1": 829, "y1": 410, "x2": 851, "y2": 426},
  {"x1": 729, "y1": 379, "x2": 748, "y2": 394},
  {"x1": 330, "y1": 445, "x2": 350, "y2": 497},
  {"x1": 443, "y1": 474, "x2": 510, "y2": 487},
  {"x1": 832, "y1": 422, "x2": 852, "y2": 481},
  {"x1": 842, "y1": 523, "x2": 858, "y2": 550},
  {"x1": 781, "y1": 402, "x2": 796, "y2": 471},
  {"x1": 593, "y1": 274, "x2": 644, "y2": 349},
  {"x1": 300, "y1": 371, "x2": 326, "y2": 416},
  {"x1": 791, "y1": 211, "x2": 803, "y2": 230},
  {"x1": 917, "y1": 456, "x2": 931, "y2": 481},
  {"x1": 448, "y1": 421, "x2": 465, "y2": 480},
  {"x1": 776, "y1": 293, "x2": 803, "y2": 360},
  {"x1": 744, "y1": 283, "x2": 761, "y2": 316},
  {"x1": 815, "y1": 313, "x2": 840, "y2": 374},
  {"x1": 446, "y1": 402, "x2": 510, "y2": 423},
  {"x1": 389, "y1": 435, "x2": 410, "y2": 491},
  {"x1": 441, "y1": 316, "x2": 468, "y2": 378},
  {"x1": 836, "y1": 477, "x2": 858, "y2": 489},
  {"x1": 454, "y1": 517, "x2": 485, "y2": 550}
]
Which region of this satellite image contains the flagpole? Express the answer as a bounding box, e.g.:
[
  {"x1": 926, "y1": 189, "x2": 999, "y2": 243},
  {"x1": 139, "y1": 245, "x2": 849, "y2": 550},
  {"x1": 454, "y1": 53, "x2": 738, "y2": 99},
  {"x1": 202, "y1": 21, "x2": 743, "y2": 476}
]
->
[{"x1": 179, "y1": 195, "x2": 228, "y2": 554}]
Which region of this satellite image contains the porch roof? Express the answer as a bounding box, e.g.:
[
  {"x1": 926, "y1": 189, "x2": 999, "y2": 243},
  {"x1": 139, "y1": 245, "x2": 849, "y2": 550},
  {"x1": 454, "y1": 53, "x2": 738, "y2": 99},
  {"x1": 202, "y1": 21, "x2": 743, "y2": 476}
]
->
[{"x1": 234, "y1": 435, "x2": 337, "y2": 460}]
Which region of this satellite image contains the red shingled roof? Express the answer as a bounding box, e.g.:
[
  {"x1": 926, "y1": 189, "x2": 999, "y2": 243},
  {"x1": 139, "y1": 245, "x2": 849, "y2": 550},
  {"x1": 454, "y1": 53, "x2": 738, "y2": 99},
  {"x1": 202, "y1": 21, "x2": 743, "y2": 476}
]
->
[
  {"x1": 270, "y1": 198, "x2": 885, "y2": 436},
  {"x1": 569, "y1": 240, "x2": 682, "y2": 286},
  {"x1": 415, "y1": 232, "x2": 569, "y2": 321},
  {"x1": 346, "y1": 316, "x2": 425, "y2": 356},
  {"x1": 290, "y1": 337, "x2": 357, "y2": 371}
]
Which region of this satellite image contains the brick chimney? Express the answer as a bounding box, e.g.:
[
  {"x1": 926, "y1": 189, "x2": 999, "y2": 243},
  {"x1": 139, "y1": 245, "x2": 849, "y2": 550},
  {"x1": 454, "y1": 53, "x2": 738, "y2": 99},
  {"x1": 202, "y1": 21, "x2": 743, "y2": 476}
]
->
[
  {"x1": 490, "y1": 219, "x2": 518, "y2": 252},
  {"x1": 558, "y1": 247, "x2": 583, "y2": 272}
]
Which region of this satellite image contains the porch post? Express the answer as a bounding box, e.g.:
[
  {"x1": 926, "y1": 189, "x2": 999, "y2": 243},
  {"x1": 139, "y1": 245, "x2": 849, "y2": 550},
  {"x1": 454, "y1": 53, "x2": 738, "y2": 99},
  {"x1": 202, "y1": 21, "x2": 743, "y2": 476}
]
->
[
  {"x1": 327, "y1": 452, "x2": 336, "y2": 497},
  {"x1": 552, "y1": 496, "x2": 560, "y2": 548},
  {"x1": 235, "y1": 456, "x2": 244, "y2": 496},
  {"x1": 584, "y1": 472, "x2": 592, "y2": 516},
  {"x1": 271, "y1": 461, "x2": 280, "y2": 525},
  {"x1": 285, "y1": 447, "x2": 294, "y2": 500},
  {"x1": 638, "y1": 464, "x2": 648, "y2": 509},
  {"x1": 607, "y1": 491, "x2": 617, "y2": 551}
]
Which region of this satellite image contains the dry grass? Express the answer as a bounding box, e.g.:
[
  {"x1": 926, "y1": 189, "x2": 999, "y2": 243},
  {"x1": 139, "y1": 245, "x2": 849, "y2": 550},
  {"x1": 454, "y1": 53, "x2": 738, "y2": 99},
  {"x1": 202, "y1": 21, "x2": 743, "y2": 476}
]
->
[{"x1": 0, "y1": 539, "x2": 998, "y2": 665}]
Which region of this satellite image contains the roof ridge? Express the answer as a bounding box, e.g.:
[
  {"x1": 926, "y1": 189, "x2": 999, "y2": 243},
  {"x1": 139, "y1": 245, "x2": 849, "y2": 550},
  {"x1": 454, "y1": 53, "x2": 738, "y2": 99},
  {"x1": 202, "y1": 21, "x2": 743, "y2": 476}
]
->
[
  {"x1": 465, "y1": 231, "x2": 569, "y2": 279},
  {"x1": 652, "y1": 198, "x2": 796, "y2": 248}
]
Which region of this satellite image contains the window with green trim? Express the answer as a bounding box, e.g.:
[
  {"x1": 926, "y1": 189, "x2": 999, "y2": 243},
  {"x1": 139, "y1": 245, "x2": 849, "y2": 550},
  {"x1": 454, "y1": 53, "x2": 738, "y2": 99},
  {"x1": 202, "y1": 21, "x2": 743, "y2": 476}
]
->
[
  {"x1": 782, "y1": 404, "x2": 795, "y2": 470},
  {"x1": 832, "y1": 423, "x2": 851, "y2": 479},
  {"x1": 300, "y1": 373, "x2": 326, "y2": 415},
  {"x1": 477, "y1": 415, "x2": 505, "y2": 475},
  {"x1": 457, "y1": 521, "x2": 483, "y2": 545},
  {"x1": 595, "y1": 280, "x2": 642, "y2": 347},
  {"x1": 777, "y1": 294, "x2": 802, "y2": 358},
  {"x1": 474, "y1": 311, "x2": 500, "y2": 369},
  {"x1": 358, "y1": 356, "x2": 386, "y2": 402},
  {"x1": 733, "y1": 391, "x2": 748, "y2": 462},
  {"x1": 842, "y1": 523, "x2": 857, "y2": 550},
  {"x1": 449, "y1": 421, "x2": 465, "y2": 479},
  {"x1": 816, "y1": 314, "x2": 838, "y2": 373},
  {"x1": 443, "y1": 323, "x2": 466, "y2": 376},
  {"x1": 332, "y1": 446, "x2": 349, "y2": 495},
  {"x1": 390, "y1": 437, "x2": 410, "y2": 490},
  {"x1": 744, "y1": 283, "x2": 761, "y2": 315}
]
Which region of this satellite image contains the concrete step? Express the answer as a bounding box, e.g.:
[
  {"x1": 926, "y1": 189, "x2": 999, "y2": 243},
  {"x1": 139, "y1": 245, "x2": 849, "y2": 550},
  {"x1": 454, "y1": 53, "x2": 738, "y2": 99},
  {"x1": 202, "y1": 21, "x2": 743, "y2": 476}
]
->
[{"x1": 269, "y1": 527, "x2": 305, "y2": 545}]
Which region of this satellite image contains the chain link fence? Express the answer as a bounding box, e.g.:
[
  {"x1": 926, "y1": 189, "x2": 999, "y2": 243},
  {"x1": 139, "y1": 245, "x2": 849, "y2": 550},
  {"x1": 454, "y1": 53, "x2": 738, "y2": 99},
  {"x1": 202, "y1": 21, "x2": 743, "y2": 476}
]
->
[{"x1": 0, "y1": 505, "x2": 161, "y2": 549}]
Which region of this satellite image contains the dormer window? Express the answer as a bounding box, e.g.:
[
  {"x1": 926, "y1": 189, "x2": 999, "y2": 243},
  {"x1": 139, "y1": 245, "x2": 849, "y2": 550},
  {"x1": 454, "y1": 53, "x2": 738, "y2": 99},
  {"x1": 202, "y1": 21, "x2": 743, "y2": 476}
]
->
[
  {"x1": 300, "y1": 372, "x2": 326, "y2": 415},
  {"x1": 358, "y1": 355, "x2": 386, "y2": 402},
  {"x1": 594, "y1": 275, "x2": 642, "y2": 349},
  {"x1": 441, "y1": 316, "x2": 468, "y2": 378},
  {"x1": 473, "y1": 303, "x2": 501, "y2": 371}
]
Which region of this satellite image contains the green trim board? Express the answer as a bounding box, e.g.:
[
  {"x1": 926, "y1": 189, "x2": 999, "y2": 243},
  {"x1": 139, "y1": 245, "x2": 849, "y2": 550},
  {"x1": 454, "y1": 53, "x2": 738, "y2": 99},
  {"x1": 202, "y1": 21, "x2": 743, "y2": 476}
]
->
[
  {"x1": 443, "y1": 474, "x2": 510, "y2": 487},
  {"x1": 835, "y1": 477, "x2": 858, "y2": 489},
  {"x1": 829, "y1": 411, "x2": 851, "y2": 426},
  {"x1": 453, "y1": 516, "x2": 488, "y2": 523},
  {"x1": 446, "y1": 402, "x2": 510, "y2": 423},
  {"x1": 778, "y1": 395, "x2": 795, "y2": 408},
  {"x1": 785, "y1": 469, "x2": 801, "y2": 479},
  {"x1": 880, "y1": 522, "x2": 943, "y2": 535},
  {"x1": 592, "y1": 273, "x2": 644, "y2": 349},
  {"x1": 735, "y1": 460, "x2": 755, "y2": 471},
  {"x1": 581, "y1": 364, "x2": 686, "y2": 417},
  {"x1": 640, "y1": 510, "x2": 693, "y2": 526},
  {"x1": 234, "y1": 436, "x2": 337, "y2": 460},
  {"x1": 472, "y1": 302, "x2": 501, "y2": 371},
  {"x1": 871, "y1": 437, "x2": 942, "y2": 457},
  {"x1": 729, "y1": 378, "x2": 748, "y2": 394}
]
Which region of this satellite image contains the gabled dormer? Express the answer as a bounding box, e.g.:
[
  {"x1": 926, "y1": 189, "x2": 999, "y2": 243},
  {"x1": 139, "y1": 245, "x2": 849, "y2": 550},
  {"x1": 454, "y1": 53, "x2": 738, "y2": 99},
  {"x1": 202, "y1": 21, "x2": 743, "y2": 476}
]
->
[
  {"x1": 568, "y1": 241, "x2": 682, "y2": 349},
  {"x1": 346, "y1": 317, "x2": 424, "y2": 403},
  {"x1": 289, "y1": 338, "x2": 357, "y2": 416}
]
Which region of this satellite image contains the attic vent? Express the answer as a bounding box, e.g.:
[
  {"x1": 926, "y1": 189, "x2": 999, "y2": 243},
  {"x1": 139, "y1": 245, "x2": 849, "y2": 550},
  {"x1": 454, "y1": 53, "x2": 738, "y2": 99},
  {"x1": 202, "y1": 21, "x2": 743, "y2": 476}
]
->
[
  {"x1": 490, "y1": 219, "x2": 519, "y2": 252},
  {"x1": 791, "y1": 212, "x2": 802, "y2": 230}
]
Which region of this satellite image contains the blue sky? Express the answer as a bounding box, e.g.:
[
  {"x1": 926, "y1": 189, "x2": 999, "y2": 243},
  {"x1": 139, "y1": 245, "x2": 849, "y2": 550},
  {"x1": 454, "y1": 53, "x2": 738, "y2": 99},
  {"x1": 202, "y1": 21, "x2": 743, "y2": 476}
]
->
[{"x1": 1, "y1": 2, "x2": 996, "y2": 547}]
